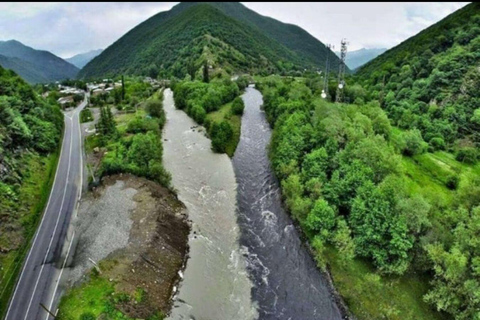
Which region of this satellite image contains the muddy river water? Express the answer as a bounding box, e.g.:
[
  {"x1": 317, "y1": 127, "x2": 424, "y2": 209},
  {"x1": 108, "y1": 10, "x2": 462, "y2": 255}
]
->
[
  {"x1": 163, "y1": 89, "x2": 258, "y2": 320},
  {"x1": 163, "y1": 86, "x2": 342, "y2": 319}
]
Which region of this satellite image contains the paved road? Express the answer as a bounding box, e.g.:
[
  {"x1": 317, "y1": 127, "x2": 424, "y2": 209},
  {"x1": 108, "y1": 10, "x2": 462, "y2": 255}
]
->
[{"x1": 4, "y1": 96, "x2": 87, "y2": 320}]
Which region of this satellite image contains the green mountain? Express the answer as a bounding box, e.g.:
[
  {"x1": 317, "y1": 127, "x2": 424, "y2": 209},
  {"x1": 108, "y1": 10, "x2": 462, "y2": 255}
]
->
[
  {"x1": 0, "y1": 40, "x2": 79, "y2": 83},
  {"x1": 336, "y1": 48, "x2": 387, "y2": 70},
  {"x1": 79, "y1": 2, "x2": 343, "y2": 79},
  {"x1": 356, "y1": 2, "x2": 480, "y2": 148},
  {"x1": 0, "y1": 54, "x2": 50, "y2": 83},
  {"x1": 66, "y1": 49, "x2": 103, "y2": 69}
]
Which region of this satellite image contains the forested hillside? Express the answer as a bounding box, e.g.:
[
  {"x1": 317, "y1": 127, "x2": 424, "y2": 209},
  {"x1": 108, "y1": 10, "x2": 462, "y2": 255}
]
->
[
  {"x1": 79, "y1": 2, "x2": 343, "y2": 79},
  {"x1": 0, "y1": 66, "x2": 63, "y2": 312},
  {"x1": 356, "y1": 2, "x2": 480, "y2": 155},
  {"x1": 0, "y1": 40, "x2": 79, "y2": 83},
  {"x1": 252, "y1": 3, "x2": 480, "y2": 319},
  {"x1": 179, "y1": 2, "x2": 342, "y2": 72},
  {"x1": 0, "y1": 54, "x2": 50, "y2": 84},
  {"x1": 256, "y1": 72, "x2": 480, "y2": 320}
]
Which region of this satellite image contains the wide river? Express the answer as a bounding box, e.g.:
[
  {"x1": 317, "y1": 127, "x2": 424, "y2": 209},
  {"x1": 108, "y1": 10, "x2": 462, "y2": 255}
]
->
[
  {"x1": 163, "y1": 86, "x2": 342, "y2": 319},
  {"x1": 162, "y1": 88, "x2": 258, "y2": 320}
]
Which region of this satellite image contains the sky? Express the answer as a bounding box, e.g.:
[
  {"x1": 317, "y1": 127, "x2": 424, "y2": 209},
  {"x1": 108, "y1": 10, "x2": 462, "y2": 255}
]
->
[{"x1": 0, "y1": 2, "x2": 470, "y2": 59}]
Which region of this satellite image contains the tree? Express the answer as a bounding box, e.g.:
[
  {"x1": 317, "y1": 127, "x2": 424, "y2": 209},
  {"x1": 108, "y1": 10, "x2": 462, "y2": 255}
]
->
[
  {"x1": 210, "y1": 121, "x2": 232, "y2": 153},
  {"x1": 305, "y1": 198, "x2": 337, "y2": 237},
  {"x1": 399, "y1": 129, "x2": 427, "y2": 156},
  {"x1": 203, "y1": 61, "x2": 209, "y2": 83},
  {"x1": 349, "y1": 181, "x2": 413, "y2": 274},
  {"x1": 231, "y1": 96, "x2": 245, "y2": 115},
  {"x1": 145, "y1": 99, "x2": 164, "y2": 118},
  {"x1": 96, "y1": 106, "x2": 116, "y2": 144},
  {"x1": 301, "y1": 147, "x2": 329, "y2": 183},
  {"x1": 127, "y1": 131, "x2": 162, "y2": 170}
]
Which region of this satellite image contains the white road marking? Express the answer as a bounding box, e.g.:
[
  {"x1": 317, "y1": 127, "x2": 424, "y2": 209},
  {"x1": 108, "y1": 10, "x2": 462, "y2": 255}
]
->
[
  {"x1": 4, "y1": 111, "x2": 69, "y2": 320},
  {"x1": 23, "y1": 117, "x2": 74, "y2": 320},
  {"x1": 43, "y1": 97, "x2": 87, "y2": 319}
]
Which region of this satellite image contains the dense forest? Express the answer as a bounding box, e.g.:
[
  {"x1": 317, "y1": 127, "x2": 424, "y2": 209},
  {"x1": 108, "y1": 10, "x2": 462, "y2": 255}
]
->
[
  {"x1": 79, "y1": 2, "x2": 344, "y2": 80},
  {"x1": 255, "y1": 72, "x2": 480, "y2": 319},
  {"x1": 0, "y1": 66, "x2": 63, "y2": 312}
]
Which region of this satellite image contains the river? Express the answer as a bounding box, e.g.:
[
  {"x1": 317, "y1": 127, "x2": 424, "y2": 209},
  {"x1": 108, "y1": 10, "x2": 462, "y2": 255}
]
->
[
  {"x1": 162, "y1": 89, "x2": 258, "y2": 320},
  {"x1": 163, "y1": 86, "x2": 342, "y2": 320},
  {"x1": 232, "y1": 86, "x2": 343, "y2": 320}
]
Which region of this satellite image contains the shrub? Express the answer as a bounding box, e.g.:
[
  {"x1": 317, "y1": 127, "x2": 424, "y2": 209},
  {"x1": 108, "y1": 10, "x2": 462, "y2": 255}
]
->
[
  {"x1": 429, "y1": 137, "x2": 446, "y2": 151},
  {"x1": 210, "y1": 121, "x2": 233, "y2": 153},
  {"x1": 456, "y1": 147, "x2": 478, "y2": 164},
  {"x1": 231, "y1": 97, "x2": 245, "y2": 115},
  {"x1": 400, "y1": 129, "x2": 427, "y2": 156},
  {"x1": 445, "y1": 174, "x2": 459, "y2": 190},
  {"x1": 145, "y1": 98, "x2": 164, "y2": 118}
]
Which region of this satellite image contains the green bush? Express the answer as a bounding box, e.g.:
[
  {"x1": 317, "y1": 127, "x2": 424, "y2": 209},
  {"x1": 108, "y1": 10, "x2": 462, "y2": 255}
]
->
[
  {"x1": 80, "y1": 313, "x2": 96, "y2": 320},
  {"x1": 145, "y1": 98, "x2": 164, "y2": 119},
  {"x1": 400, "y1": 129, "x2": 428, "y2": 156},
  {"x1": 126, "y1": 116, "x2": 160, "y2": 134},
  {"x1": 231, "y1": 97, "x2": 245, "y2": 115},
  {"x1": 210, "y1": 121, "x2": 233, "y2": 153},
  {"x1": 80, "y1": 108, "x2": 94, "y2": 123},
  {"x1": 456, "y1": 147, "x2": 478, "y2": 164},
  {"x1": 428, "y1": 136, "x2": 445, "y2": 151},
  {"x1": 445, "y1": 174, "x2": 459, "y2": 190}
]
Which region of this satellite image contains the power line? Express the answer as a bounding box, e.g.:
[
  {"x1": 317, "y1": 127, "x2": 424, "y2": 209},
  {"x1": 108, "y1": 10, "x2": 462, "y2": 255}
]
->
[{"x1": 321, "y1": 44, "x2": 334, "y2": 100}]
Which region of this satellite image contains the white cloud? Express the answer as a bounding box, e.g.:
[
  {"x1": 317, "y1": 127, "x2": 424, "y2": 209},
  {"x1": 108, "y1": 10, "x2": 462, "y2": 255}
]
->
[
  {"x1": 242, "y1": 2, "x2": 470, "y2": 51},
  {"x1": 0, "y1": 2, "x2": 470, "y2": 58},
  {"x1": 0, "y1": 2, "x2": 61, "y2": 18}
]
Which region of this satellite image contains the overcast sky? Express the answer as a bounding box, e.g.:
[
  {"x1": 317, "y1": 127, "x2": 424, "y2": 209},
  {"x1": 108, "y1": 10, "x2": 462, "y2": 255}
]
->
[{"x1": 0, "y1": 2, "x2": 470, "y2": 59}]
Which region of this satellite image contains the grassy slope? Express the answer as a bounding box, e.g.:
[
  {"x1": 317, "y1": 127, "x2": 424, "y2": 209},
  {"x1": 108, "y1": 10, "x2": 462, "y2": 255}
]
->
[
  {"x1": 0, "y1": 150, "x2": 60, "y2": 317},
  {"x1": 206, "y1": 101, "x2": 241, "y2": 157},
  {"x1": 325, "y1": 248, "x2": 448, "y2": 320}
]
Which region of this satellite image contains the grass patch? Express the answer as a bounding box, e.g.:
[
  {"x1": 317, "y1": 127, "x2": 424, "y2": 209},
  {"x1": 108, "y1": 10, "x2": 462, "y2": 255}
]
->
[
  {"x1": 324, "y1": 247, "x2": 448, "y2": 320},
  {"x1": 206, "y1": 102, "x2": 241, "y2": 157},
  {"x1": 80, "y1": 108, "x2": 94, "y2": 123},
  {"x1": 56, "y1": 274, "x2": 115, "y2": 320},
  {"x1": 57, "y1": 260, "x2": 165, "y2": 320},
  {"x1": 0, "y1": 148, "x2": 60, "y2": 316}
]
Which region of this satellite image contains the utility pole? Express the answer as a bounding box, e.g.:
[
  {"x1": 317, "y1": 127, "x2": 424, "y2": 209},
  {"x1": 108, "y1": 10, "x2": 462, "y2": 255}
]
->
[
  {"x1": 121, "y1": 75, "x2": 125, "y2": 101},
  {"x1": 335, "y1": 38, "x2": 348, "y2": 103},
  {"x1": 321, "y1": 44, "x2": 334, "y2": 99}
]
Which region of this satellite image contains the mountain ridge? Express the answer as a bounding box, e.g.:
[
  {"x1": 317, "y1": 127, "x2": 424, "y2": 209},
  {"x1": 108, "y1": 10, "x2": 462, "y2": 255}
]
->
[
  {"x1": 79, "y1": 2, "x2": 345, "y2": 79},
  {"x1": 66, "y1": 49, "x2": 103, "y2": 69},
  {"x1": 0, "y1": 40, "x2": 79, "y2": 83}
]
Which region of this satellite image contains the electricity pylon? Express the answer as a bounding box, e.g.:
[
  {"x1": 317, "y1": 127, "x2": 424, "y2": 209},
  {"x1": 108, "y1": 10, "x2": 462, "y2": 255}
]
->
[{"x1": 335, "y1": 38, "x2": 348, "y2": 103}]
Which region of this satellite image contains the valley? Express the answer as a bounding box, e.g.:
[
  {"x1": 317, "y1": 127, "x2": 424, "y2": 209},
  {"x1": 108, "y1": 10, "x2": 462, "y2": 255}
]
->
[{"x1": 1, "y1": 2, "x2": 480, "y2": 320}]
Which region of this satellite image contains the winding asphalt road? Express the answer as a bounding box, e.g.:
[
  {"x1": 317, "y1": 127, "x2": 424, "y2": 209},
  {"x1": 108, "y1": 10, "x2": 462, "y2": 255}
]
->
[{"x1": 4, "y1": 96, "x2": 86, "y2": 320}]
